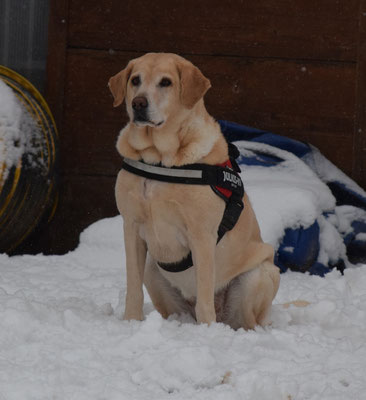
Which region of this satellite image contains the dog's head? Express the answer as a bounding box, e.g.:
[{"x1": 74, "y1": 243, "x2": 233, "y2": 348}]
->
[{"x1": 108, "y1": 53, "x2": 211, "y2": 128}]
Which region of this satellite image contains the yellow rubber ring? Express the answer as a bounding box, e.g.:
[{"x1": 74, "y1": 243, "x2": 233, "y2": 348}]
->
[{"x1": 0, "y1": 65, "x2": 58, "y2": 137}]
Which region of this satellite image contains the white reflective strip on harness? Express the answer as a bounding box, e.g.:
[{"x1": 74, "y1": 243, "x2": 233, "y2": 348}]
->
[{"x1": 123, "y1": 158, "x2": 203, "y2": 179}]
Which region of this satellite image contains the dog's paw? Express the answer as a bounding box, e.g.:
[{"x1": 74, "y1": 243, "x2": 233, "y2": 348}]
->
[
  {"x1": 123, "y1": 310, "x2": 144, "y2": 321},
  {"x1": 195, "y1": 305, "x2": 216, "y2": 325}
]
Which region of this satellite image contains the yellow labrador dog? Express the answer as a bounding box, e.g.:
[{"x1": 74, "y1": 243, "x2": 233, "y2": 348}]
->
[{"x1": 109, "y1": 53, "x2": 280, "y2": 329}]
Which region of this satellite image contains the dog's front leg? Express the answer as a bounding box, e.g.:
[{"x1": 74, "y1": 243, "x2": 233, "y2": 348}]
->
[
  {"x1": 123, "y1": 221, "x2": 147, "y2": 321},
  {"x1": 191, "y1": 236, "x2": 217, "y2": 325}
]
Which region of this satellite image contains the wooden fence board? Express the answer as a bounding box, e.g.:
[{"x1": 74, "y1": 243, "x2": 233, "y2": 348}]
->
[
  {"x1": 45, "y1": 0, "x2": 69, "y2": 129},
  {"x1": 68, "y1": 0, "x2": 359, "y2": 61},
  {"x1": 354, "y1": 0, "x2": 366, "y2": 189}
]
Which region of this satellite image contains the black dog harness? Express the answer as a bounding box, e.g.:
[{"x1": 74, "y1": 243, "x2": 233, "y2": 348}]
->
[{"x1": 121, "y1": 143, "x2": 244, "y2": 273}]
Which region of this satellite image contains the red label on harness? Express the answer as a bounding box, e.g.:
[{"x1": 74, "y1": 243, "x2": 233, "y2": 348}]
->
[{"x1": 215, "y1": 160, "x2": 233, "y2": 199}]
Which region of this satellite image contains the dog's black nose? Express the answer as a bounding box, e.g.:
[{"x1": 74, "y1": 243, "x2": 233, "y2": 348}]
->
[{"x1": 132, "y1": 96, "x2": 148, "y2": 110}]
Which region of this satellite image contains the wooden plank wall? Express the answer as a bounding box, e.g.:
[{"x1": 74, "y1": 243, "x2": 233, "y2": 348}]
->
[{"x1": 30, "y1": 0, "x2": 366, "y2": 254}]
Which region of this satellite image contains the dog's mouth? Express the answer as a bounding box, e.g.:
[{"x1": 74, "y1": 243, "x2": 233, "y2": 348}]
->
[{"x1": 133, "y1": 118, "x2": 164, "y2": 128}]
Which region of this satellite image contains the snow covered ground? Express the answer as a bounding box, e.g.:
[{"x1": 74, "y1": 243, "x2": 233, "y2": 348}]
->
[{"x1": 1, "y1": 216, "x2": 366, "y2": 400}]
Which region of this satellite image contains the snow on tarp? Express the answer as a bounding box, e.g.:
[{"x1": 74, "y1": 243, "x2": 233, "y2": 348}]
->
[
  {"x1": 0, "y1": 217, "x2": 366, "y2": 399},
  {"x1": 219, "y1": 120, "x2": 366, "y2": 275}
]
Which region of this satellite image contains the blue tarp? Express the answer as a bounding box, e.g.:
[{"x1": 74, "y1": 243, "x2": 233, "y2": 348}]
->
[{"x1": 219, "y1": 120, "x2": 366, "y2": 276}]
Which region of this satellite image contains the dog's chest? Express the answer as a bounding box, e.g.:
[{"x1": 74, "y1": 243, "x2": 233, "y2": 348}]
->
[
  {"x1": 141, "y1": 178, "x2": 157, "y2": 200},
  {"x1": 116, "y1": 169, "x2": 224, "y2": 266},
  {"x1": 129, "y1": 178, "x2": 174, "y2": 216},
  {"x1": 118, "y1": 173, "x2": 189, "y2": 260},
  {"x1": 137, "y1": 178, "x2": 171, "y2": 210}
]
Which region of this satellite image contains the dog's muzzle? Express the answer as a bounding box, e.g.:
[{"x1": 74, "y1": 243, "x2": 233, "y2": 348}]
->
[{"x1": 132, "y1": 96, "x2": 149, "y2": 123}]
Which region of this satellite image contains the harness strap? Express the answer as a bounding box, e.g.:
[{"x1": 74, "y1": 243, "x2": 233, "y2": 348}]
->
[
  {"x1": 122, "y1": 158, "x2": 243, "y2": 194},
  {"x1": 121, "y1": 143, "x2": 244, "y2": 273},
  {"x1": 158, "y1": 252, "x2": 194, "y2": 273}
]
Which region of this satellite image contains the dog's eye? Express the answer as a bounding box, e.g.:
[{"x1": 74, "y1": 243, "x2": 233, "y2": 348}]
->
[
  {"x1": 131, "y1": 76, "x2": 141, "y2": 86},
  {"x1": 159, "y1": 78, "x2": 172, "y2": 87}
]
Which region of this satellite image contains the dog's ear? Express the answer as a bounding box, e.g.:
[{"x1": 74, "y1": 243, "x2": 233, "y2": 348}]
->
[
  {"x1": 179, "y1": 62, "x2": 211, "y2": 109},
  {"x1": 108, "y1": 62, "x2": 133, "y2": 107}
]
